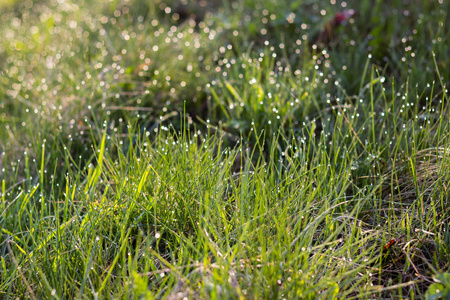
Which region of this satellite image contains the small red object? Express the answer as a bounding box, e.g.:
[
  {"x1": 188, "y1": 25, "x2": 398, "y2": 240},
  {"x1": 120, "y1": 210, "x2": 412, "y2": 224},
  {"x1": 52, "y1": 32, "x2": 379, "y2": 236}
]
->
[
  {"x1": 333, "y1": 9, "x2": 355, "y2": 26},
  {"x1": 383, "y1": 235, "x2": 406, "y2": 251},
  {"x1": 314, "y1": 9, "x2": 356, "y2": 46}
]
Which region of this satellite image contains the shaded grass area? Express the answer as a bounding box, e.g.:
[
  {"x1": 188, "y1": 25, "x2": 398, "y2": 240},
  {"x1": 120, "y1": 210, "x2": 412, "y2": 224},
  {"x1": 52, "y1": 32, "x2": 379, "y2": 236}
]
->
[{"x1": 1, "y1": 0, "x2": 450, "y2": 298}]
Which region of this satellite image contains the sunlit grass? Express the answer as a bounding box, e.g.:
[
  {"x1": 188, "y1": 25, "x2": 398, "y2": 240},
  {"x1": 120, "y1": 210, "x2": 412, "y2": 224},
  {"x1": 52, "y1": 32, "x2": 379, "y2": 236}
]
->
[{"x1": 1, "y1": 0, "x2": 449, "y2": 298}]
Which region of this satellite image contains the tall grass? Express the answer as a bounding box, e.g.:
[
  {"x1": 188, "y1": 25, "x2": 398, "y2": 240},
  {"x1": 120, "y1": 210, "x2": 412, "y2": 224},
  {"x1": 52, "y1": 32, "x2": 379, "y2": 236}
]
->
[{"x1": 1, "y1": 0, "x2": 449, "y2": 298}]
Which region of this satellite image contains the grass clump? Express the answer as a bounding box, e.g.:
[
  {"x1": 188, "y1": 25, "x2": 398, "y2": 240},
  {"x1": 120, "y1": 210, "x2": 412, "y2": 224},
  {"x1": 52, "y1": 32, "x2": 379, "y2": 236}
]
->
[{"x1": 0, "y1": 125, "x2": 382, "y2": 298}]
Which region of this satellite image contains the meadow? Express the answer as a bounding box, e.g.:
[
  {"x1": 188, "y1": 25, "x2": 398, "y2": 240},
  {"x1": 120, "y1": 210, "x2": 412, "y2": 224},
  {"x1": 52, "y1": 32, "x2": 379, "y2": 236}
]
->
[{"x1": 1, "y1": 0, "x2": 449, "y2": 298}]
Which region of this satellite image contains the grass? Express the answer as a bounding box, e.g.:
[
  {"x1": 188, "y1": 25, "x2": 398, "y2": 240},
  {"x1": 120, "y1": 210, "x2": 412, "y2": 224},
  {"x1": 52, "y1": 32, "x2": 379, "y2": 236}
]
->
[{"x1": 1, "y1": 0, "x2": 449, "y2": 298}]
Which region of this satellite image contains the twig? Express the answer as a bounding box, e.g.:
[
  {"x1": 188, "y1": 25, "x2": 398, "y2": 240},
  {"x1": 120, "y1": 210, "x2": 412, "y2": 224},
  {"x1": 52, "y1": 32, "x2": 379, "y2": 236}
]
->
[{"x1": 402, "y1": 250, "x2": 428, "y2": 281}]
